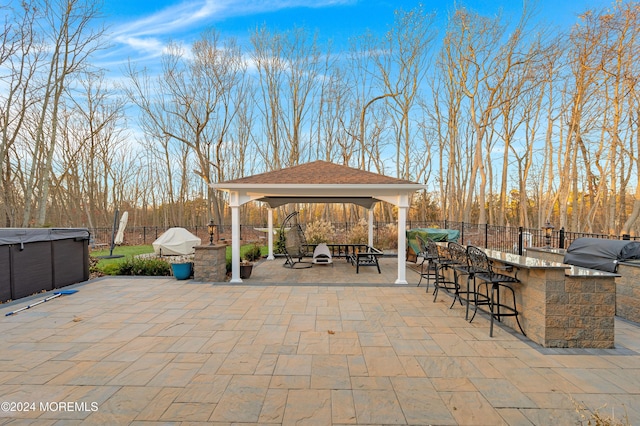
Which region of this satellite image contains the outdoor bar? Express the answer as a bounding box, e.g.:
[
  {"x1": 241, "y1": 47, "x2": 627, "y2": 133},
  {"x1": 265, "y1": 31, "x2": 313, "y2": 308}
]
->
[
  {"x1": 448, "y1": 247, "x2": 617, "y2": 348},
  {"x1": 527, "y1": 245, "x2": 640, "y2": 326}
]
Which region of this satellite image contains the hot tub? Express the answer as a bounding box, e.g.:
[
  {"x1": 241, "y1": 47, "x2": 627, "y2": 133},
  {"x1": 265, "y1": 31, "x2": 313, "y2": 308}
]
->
[{"x1": 0, "y1": 228, "x2": 90, "y2": 302}]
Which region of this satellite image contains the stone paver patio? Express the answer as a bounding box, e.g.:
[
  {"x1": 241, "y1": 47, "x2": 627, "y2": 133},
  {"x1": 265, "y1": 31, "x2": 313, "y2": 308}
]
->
[{"x1": 1, "y1": 257, "x2": 639, "y2": 425}]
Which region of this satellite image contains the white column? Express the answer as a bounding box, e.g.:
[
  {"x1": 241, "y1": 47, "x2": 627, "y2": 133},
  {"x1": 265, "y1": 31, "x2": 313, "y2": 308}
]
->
[
  {"x1": 395, "y1": 205, "x2": 408, "y2": 284},
  {"x1": 368, "y1": 208, "x2": 374, "y2": 247},
  {"x1": 230, "y1": 204, "x2": 242, "y2": 283},
  {"x1": 267, "y1": 207, "x2": 275, "y2": 260}
]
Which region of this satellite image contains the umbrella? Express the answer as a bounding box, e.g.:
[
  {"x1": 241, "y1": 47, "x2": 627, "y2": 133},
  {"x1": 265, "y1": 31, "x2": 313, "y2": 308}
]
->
[{"x1": 114, "y1": 211, "x2": 128, "y2": 245}]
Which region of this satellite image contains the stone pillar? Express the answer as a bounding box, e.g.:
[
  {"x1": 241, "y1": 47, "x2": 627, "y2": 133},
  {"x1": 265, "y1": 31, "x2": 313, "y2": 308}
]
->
[{"x1": 194, "y1": 244, "x2": 227, "y2": 282}]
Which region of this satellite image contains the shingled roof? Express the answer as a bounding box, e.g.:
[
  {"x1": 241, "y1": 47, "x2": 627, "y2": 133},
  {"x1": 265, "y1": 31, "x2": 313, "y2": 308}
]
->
[{"x1": 222, "y1": 160, "x2": 415, "y2": 185}]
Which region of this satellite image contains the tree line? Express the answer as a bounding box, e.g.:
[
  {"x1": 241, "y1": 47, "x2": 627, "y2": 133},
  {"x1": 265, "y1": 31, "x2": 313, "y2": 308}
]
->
[{"x1": 2, "y1": 0, "x2": 640, "y2": 235}]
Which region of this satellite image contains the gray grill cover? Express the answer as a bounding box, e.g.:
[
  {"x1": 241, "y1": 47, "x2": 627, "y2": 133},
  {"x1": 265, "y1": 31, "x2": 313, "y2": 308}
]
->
[{"x1": 563, "y1": 237, "x2": 640, "y2": 272}]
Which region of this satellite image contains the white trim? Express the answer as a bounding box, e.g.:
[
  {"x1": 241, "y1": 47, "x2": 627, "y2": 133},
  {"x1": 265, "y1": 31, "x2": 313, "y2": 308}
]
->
[
  {"x1": 368, "y1": 209, "x2": 374, "y2": 247},
  {"x1": 395, "y1": 206, "x2": 408, "y2": 285},
  {"x1": 267, "y1": 208, "x2": 275, "y2": 260},
  {"x1": 230, "y1": 205, "x2": 242, "y2": 283}
]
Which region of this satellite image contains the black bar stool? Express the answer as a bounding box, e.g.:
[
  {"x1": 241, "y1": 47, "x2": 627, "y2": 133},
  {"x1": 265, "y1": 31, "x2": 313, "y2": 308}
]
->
[
  {"x1": 467, "y1": 246, "x2": 526, "y2": 337},
  {"x1": 429, "y1": 240, "x2": 463, "y2": 308},
  {"x1": 416, "y1": 235, "x2": 437, "y2": 291},
  {"x1": 448, "y1": 242, "x2": 481, "y2": 320}
]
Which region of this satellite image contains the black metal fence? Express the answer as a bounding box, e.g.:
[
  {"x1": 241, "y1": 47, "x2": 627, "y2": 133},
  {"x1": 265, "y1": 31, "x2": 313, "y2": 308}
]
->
[{"x1": 89, "y1": 220, "x2": 640, "y2": 253}]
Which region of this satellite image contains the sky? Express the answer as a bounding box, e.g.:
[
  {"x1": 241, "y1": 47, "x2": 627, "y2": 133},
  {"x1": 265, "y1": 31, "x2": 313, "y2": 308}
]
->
[{"x1": 97, "y1": 0, "x2": 616, "y2": 75}]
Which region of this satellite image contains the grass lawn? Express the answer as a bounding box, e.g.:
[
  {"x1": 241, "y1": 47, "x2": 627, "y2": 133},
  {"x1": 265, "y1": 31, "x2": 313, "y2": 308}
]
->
[
  {"x1": 91, "y1": 244, "x2": 270, "y2": 274},
  {"x1": 91, "y1": 245, "x2": 155, "y2": 269}
]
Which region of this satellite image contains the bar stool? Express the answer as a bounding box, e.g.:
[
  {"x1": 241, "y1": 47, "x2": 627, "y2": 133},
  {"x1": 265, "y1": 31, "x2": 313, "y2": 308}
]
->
[
  {"x1": 467, "y1": 246, "x2": 526, "y2": 337},
  {"x1": 429, "y1": 240, "x2": 463, "y2": 308},
  {"x1": 447, "y1": 242, "x2": 480, "y2": 320},
  {"x1": 416, "y1": 235, "x2": 437, "y2": 291}
]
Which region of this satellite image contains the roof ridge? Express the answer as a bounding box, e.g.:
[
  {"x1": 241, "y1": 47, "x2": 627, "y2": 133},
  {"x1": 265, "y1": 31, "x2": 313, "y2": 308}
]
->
[{"x1": 222, "y1": 160, "x2": 418, "y2": 185}]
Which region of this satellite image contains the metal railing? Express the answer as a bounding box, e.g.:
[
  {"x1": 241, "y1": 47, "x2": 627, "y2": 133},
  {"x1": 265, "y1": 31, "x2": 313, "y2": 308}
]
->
[{"x1": 89, "y1": 221, "x2": 640, "y2": 253}]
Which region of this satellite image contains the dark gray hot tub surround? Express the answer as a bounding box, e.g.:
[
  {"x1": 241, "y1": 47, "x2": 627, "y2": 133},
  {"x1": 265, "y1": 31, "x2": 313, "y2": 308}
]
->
[{"x1": 0, "y1": 228, "x2": 90, "y2": 302}]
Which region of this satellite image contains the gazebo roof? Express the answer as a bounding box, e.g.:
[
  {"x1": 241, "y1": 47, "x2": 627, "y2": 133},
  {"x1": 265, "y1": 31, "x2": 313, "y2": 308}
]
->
[
  {"x1": 224, "y1": 160, "x2": 413, "y2": 185},
  {"x1": 213, "y1": 160, "x2": 425, "y2": 208}
]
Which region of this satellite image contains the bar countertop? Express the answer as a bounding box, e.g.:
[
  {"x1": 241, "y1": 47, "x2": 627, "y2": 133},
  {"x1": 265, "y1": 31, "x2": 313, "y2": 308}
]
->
[
  {"x1": 484, "y1": 248, "x2": 619, "y2": 277},
  {"x1": 483, "y1": 248, "x2": 569, "y2": 270}
]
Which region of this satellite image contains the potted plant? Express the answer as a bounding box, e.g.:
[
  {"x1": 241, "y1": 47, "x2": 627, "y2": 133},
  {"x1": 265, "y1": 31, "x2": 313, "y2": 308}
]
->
[
  {"x1": 240, "y1": 259, "x2": 253, "y2": 279},
  {"x1": 170, "y1": 260, "x2": 193, "y2": 280},
  {"x1": 239, "y1": 243, "x2": 262, "y2": 279}
]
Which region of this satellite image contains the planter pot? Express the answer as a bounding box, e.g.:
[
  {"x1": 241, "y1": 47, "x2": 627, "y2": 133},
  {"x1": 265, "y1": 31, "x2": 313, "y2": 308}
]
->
[
  {"x1": 171, "y1": 262, "x2": 193, "y2": 280},
  {"x1": 240, "y1": 263, "x2": 253, "y2": 279}
]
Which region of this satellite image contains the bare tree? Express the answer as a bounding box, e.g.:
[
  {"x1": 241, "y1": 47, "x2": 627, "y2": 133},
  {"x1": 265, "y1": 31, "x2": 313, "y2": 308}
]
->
[
  {"x1": 20, "y1": 0, "x2": 105, "y2": 226},
  {"x1": 125, "y1": 30, "x2": 246, "y2": 226},
  {"x1": 371, "y1": 5, "x2": 436, "y2": 180}
]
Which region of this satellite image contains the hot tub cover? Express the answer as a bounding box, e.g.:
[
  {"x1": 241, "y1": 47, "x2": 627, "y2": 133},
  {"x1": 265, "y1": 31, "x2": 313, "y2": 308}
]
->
[
  {"x1": 152, "y1": 227, "x2": 201, "y2": 255},
  {"x1": 0, "y1": 228, "x2": 89, "y2": 245},
  {"x1": 563, "y1": 237, "x2": 640, "y2": 272}
]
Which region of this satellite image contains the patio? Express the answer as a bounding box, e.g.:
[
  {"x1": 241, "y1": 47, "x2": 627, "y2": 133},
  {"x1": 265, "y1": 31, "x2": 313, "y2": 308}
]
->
[{"x1": 0, "y1": 258, "x2": 639, "y2": 425}]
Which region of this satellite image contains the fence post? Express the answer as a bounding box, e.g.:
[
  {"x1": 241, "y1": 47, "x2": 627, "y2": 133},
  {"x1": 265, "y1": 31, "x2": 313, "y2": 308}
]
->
[
  {"x1": 461, "y1": 222, "x2": 464, "y2": 245},
  {"x1": 518, "y1": 226, "x2": 523, "y2": 255},
  {"x1": 559, "y1": 227, "x2": 565, "y2": 249},
  {"x1": 484, "y1": 224, "x2": 489, "y2": 248}
]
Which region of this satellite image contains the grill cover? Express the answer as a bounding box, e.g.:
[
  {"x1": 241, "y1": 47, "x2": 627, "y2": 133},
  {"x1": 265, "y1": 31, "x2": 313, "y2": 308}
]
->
[
  {"x1": 152, "y1": 227, "x2": 201, "y2": 255},
  {"x1": 563, "y1": 237, "x2": 640, "y2": 272}
]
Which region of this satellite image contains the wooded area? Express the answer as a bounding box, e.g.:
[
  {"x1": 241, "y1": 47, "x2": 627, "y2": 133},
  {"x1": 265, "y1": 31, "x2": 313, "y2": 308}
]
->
[{"x1": 2, "y1": 0, "x2": 640, "y2": 235}]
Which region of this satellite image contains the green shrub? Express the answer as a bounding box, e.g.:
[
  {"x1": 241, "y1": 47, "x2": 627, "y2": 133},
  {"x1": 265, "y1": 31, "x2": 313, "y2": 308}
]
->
[
  {"x1": 116, "y1": 257, "x2": 172, "y2": 276},
  {"x1": 100, "y1": 263, "x2": 121, "y2": 276},
  {"x1": 275, "y1": 229, "x2": 286, "y2": 254},
  {"x1": 243, "y1": 243, "x2": 262, "y2": 262}
]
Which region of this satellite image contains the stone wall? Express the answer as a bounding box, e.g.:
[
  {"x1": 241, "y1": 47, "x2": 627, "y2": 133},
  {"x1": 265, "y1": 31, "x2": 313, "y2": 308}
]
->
[
  {"x1": 450, "y1": 250, "x2": 615, "y2": 348},
  {"x1": 193, "y1": 244, "x2": 227, "y2": 282},
  {"x1": 528, "y1": 247, "x2": 640, "y2": 325},
  {"x1": 548, "y1": 274, "x2": 615, "y2": 348},
  {"x1": 616, "y1": 263, "x2": 640, "y2": 323}
]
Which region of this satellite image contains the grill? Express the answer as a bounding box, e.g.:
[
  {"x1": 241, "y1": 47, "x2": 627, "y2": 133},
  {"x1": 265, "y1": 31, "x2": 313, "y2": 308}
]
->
[{"x1": 563, "y1": 237, "x2": 640, "y2": 273}]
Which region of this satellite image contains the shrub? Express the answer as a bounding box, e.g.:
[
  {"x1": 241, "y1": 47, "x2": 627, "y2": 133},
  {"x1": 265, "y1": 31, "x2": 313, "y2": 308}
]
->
[
  {"x1": 116, "y1": 257, "x2": 172, "y2": 276},
  {"x1": 100, "y1": 263, "x2": 121, "y2": 276},
  {"x1": 88, "y1": 255, "x2": 103, "y2": 277},
  {"x1": 275, "y1": 229, "x2": 286, "y2": 254},
  {"x1": 243, "y1": 243, "x2": 262, "y2": 262},
  {"x1": 346, "y1": 218, "x2": 368, "y2": 244},
  {"x1": 379, "y1": 223, "x2": 398, "y2": 249},
  {"x1": 304, "y1": 219, "x2": 335, "y2": 244}
]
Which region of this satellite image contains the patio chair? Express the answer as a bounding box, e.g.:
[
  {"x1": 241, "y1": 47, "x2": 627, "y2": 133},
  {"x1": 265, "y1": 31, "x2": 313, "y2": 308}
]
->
[
  {"x1": 448, "y1": 242, "x2": 481, "y2": 320},
  {"x1": 416, "y1": 235, "x2": 437, "y2": 290},
  {"x1": 281, "y1": 211, "x2": 312, "y2": 269},
  {"x1": 429, "y1": 240, "x2": 463, "y2": 307},
  {"x1": 467, "y1": 245, "x2": 526, "y2": 337}
]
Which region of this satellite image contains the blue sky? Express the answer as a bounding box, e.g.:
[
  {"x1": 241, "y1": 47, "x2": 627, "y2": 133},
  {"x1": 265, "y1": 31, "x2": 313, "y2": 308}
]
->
[{"x1": 98, "y1": 0, "x2": 615, "y2": 73}]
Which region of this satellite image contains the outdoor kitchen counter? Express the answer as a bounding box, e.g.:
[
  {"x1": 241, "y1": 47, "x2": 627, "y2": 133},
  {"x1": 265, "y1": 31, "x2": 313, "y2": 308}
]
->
[
  {"x1": 476, "y1": 248, "x2": 617, "y2": 348},
  {"x1": 527, "y1": 246, "x2": 640, "y2": 327}
]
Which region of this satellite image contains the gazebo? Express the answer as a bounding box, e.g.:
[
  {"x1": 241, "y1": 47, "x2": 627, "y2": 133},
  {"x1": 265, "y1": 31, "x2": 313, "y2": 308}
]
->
[{"x1": 211, "y1": 160, "x2": 426, "y2": 284}]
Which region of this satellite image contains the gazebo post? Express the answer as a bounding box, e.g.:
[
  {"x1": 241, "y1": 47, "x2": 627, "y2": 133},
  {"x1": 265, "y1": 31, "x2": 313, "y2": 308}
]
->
[
  {"x1": 230, "y1": 204, "x2": 242, "y2": 282},
  {"x1": 368, "y1": 208, "x2": 374, "y2": 247},
  {"x1": 267, "y1": 208, "x2": 275, "y2": 260},
  {"x1": 395, "y1": 203, "x2": 408, "y2": 285}
]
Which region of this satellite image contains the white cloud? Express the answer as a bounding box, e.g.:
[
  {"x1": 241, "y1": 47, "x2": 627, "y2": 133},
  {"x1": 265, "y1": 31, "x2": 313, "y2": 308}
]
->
[{"x1": 110, "y1": 0, "x2": 355, "y2": 52}]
